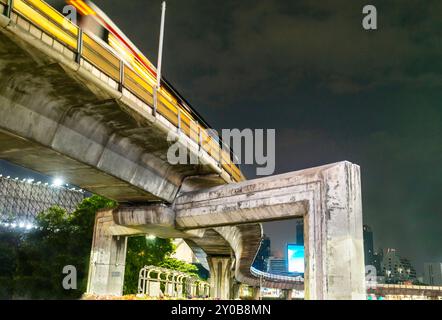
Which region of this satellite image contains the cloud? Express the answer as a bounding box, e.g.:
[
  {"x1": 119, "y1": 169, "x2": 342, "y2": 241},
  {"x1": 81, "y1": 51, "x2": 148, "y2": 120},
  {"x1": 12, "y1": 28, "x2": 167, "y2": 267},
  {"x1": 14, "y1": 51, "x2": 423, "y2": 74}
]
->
[{"x1": 94, "y1": 0, "x2": 442, "y2": 105}]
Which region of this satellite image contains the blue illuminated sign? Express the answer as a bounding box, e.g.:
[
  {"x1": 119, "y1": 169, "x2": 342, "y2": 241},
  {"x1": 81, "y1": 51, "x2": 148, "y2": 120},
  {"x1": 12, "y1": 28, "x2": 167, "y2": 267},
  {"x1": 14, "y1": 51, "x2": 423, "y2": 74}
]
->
[{"x1": 287, "y1": 244, "x2": 304, "y2": 274}]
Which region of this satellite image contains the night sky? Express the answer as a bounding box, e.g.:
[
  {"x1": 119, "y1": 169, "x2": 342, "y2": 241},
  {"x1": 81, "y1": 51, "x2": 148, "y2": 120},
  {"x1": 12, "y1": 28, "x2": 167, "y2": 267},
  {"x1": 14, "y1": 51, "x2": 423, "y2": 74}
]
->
[{"x1": 2, "y1": 0, "x2": 442, "y2": 274}]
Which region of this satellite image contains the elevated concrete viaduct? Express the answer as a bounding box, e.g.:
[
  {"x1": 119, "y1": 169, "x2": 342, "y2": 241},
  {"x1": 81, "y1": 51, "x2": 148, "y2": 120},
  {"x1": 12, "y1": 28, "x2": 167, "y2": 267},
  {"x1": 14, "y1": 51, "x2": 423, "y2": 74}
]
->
[
  {"x1": 0, "y1": 1, "x2": 366, "y2": 300},
  {"x1": 0, "y1": 14, "x2": 228, "y2": 203}
]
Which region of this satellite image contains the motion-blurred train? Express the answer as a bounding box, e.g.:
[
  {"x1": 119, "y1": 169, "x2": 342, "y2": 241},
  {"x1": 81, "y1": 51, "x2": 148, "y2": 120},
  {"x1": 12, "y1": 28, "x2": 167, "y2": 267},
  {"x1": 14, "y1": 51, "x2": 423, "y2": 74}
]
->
[{"x1": 47, "y1": 0, "x2": 210, "y2": 127}]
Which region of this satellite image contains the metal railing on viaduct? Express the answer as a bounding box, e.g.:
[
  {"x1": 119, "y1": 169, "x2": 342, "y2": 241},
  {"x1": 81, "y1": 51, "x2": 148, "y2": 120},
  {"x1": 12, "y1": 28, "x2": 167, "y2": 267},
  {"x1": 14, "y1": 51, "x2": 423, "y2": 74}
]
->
[
  {"x1": 138, "y1": 265, "x2": 210, "y2": 299},
  {"x1": 0, "y1": 0, "x2": 244, "y2": 183},
  {"x1": 250, "y1": 266, "x2": 304, "y2": 290}
]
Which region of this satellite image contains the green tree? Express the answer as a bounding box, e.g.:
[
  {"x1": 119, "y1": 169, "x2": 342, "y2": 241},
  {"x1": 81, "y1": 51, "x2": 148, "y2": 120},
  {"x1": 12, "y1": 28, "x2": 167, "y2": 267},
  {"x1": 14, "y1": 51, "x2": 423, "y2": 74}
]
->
[
  {"x1": 159, "y1": 258, "x2": 199, "y2": 276},
  {"x1": 123, "y1": 237, "x2": 203, "y2": 295},
  {"x1": 14, "y1": 196, "x2": 116, "y2": 299},
  {"x1": 0, "y1": 228, "x2": 21, "y2": 299},
  {"x1": 3, "y1": 195, "x2": 203, "y2": 298}
]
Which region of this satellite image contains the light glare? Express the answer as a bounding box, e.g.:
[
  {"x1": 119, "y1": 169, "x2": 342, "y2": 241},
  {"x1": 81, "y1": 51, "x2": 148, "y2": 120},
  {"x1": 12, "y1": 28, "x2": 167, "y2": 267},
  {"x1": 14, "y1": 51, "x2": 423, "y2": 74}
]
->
[{"x1": 52, "y1": 178, "x2": 64, "y2": 187}]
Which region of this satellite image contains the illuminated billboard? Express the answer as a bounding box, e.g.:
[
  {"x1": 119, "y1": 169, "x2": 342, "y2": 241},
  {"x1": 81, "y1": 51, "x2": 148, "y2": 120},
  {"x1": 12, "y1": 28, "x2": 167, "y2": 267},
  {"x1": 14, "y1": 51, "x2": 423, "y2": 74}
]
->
[{"x1": 287, "y1": 244, "x2": 304, "y2": 274}]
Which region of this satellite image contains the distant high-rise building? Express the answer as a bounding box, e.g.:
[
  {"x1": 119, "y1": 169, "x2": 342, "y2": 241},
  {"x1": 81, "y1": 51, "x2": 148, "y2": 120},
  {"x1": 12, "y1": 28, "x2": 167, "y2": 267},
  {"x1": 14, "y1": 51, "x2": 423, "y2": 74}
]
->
[
  {"x1": 373, "y1": 249, "x2": 382, "y2": 275},
  {"x1": 363, "y1": 225, "x2": 375, "y2": 267},
  {"x1": 424, "y1": 263, "x2": 442, "y2": 286},
  {"x1": 381, "y1": 248, "x2": 417, "y2": 284},
  {"x1": 252, "y1": 235, "x2": 271, "y2": 271},
  {"x1": 399, "y1": 257, "x2": 417, "y2": 280},
  {"x1": 266, "y1": 257, "x2": 287, "y2": 275},
  {"x1": 295, "y1": 220, "x2": 304, "y2": 245}
]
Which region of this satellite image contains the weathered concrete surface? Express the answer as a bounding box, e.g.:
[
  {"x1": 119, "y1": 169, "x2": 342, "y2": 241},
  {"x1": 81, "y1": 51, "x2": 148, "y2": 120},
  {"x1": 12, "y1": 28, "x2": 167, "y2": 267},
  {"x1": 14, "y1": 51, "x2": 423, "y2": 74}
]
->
[
  {"x1": 214, "y1": 225, "x2": 263, "y2": 288},
  {"x1": 174, "y1": 161, "x2": 366, "y2": 300},
  {"x1": 0, "y1": 14, "x2": 228, "y2": 203},
  {"x1": 86, "y1": 209, "x2": 127, "y2": 296},
  {"x1": 207, "y1": 256, "x2": 234, "y2": 300},
  {"x1": 110, "y1": 204, "x2": 204, "y2": 239}
]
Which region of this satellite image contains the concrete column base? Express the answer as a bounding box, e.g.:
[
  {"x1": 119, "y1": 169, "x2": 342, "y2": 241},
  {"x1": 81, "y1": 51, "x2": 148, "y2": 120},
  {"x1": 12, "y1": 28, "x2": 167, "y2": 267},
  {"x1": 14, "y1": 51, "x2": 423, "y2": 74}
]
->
[
  {"x1": 207, "y1": 256, "x2": 233, "y2": 299},
  {"x1": 252, "y1": 287, "x2": 261, "y2": 300},
  {"x1": 232, "y1": 282, "x2": 241, "y2": 300},
  {"x1": 282, "y1": 289, "x2": 293, "y2": 300},
  {"x1": 86, "y1": 209, "x2": 127, "y2": 296}
]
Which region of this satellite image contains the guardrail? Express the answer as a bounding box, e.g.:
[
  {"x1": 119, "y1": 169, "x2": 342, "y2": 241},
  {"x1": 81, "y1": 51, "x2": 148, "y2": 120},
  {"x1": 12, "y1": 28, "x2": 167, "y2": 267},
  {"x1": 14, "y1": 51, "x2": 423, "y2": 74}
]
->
[
  {"x1": 1, "y1": 0, "x2": 244, "y2": 183},
  {"x1": 138, "y1": 265, "x2": 210, "y2": 298},
  {"x1": 250, "y1": 266, "x2": 304, "y2": 283}
]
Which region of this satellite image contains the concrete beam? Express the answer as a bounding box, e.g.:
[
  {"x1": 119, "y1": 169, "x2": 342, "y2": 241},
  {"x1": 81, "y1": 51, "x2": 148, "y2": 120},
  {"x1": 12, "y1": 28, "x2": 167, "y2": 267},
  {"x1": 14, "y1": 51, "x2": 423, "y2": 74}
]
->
[
  {"x1": 112, "y1": 204, "x2": 175, "y2": 232},
  {"x1": 110, "y1": 204, "x2": 204, "y2": 239},
  {"x1": 175, "y1": 161, "x2": 366, "y2": 299},
  {"x1": 174, "y1": 174, "x2": 311, "y2": 229},
  {"x1": 214, "y1": 225, "x2": 263, "y2": 289}
]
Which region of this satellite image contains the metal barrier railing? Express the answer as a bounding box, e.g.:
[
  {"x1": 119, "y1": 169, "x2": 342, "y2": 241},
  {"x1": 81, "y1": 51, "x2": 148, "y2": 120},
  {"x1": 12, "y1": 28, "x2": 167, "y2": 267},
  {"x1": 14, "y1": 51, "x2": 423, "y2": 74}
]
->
[
  {"x1": 138, "y1": 265, "x2": 210, "y2": 298},
  {"x1": 3, "y1": 0, "x2": 245, "y2": 183},
  {"x1": 250, "y1": 266, "x2": 304, "y2": 283}
]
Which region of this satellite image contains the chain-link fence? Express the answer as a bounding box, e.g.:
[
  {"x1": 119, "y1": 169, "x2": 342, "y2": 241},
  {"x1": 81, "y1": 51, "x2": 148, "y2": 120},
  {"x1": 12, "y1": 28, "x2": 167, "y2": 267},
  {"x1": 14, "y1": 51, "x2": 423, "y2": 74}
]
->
[{"x1": 0, "y1": 175, "x2": 86, "y2": 223}]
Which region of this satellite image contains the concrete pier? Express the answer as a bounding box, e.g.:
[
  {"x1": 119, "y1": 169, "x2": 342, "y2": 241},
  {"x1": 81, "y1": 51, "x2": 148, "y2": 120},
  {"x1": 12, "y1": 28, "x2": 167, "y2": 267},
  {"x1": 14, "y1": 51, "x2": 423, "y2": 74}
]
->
[
  {"x1": 207, "y1": 256, "x2": 234, "y2": 300},
  {"x1": 86, "y1": 210, "x2": 128, "y2": 296}
]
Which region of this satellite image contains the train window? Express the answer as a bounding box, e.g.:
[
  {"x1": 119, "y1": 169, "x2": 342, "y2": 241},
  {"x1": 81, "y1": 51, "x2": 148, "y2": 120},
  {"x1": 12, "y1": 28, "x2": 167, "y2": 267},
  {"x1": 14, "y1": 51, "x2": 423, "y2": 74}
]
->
[{"x1": 80, "y1": 15, "x2": 109, "y2": 42}]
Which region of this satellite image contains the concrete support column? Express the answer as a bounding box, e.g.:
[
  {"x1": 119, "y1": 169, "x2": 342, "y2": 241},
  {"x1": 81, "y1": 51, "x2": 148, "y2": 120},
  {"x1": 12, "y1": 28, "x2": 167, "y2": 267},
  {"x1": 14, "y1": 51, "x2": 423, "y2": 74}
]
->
[
  {"x1": 298, "y1": 162, "x2": 365, "y2": 300},
  {"x1": 232, "y1": 282, "x2": 241, "y2": 300},
  {"x1": 207, "y1": 256, "x2": 233, "y2": 299},
  {"x1": 282, "y1": 289, "x2": 293, "y2": 300},
  {"x1": 251, "y1": 287, "x2": 261, "y2": 300},
  {"x1": 86, "y1": 209, "x2": 127, "y2": 296}
]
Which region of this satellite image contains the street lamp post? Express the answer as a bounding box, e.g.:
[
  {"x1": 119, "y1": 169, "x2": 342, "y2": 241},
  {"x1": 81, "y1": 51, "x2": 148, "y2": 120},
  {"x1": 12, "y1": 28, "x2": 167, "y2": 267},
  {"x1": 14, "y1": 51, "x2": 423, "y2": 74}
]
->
[{"x1": 153, "y1": 1, "x2": 166, "y2": 116}]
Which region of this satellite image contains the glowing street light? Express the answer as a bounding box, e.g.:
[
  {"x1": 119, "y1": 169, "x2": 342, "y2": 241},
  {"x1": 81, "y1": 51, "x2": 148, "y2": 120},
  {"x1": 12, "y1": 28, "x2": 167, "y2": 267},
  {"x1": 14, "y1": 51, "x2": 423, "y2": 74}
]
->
[{"x1": 52, "y1": 177, "x2": 64, "y2": 187}]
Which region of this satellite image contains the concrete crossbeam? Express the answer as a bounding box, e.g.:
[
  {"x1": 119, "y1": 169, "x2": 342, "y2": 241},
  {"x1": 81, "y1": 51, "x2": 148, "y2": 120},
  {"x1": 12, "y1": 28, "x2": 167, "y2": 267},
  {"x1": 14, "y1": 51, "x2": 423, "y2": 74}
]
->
[
  {"x1": 174, "y1": 161, "x2": 366, "y2": 299},
  {"x1": 110, "y1": 204, "x2": 204, "y2": 239}
]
